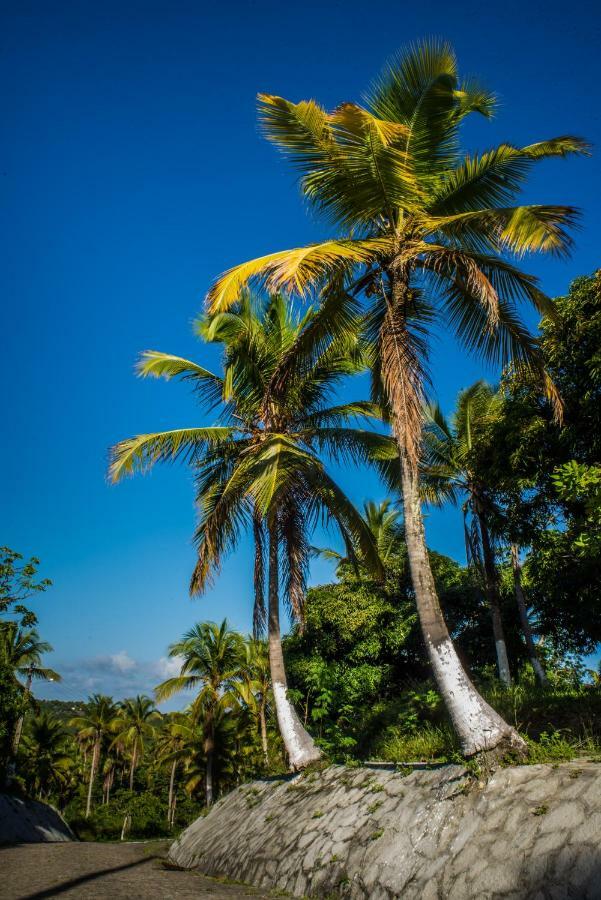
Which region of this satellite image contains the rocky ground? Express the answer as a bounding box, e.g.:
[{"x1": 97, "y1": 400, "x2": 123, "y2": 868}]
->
[{"x1": 1, "y1": 842, "x2": 270, "y2": 899}]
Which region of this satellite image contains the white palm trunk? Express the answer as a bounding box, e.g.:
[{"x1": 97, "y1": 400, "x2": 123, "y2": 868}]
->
[{"x1": 268, "y1": 523, "x2": 321, "y2": 770}]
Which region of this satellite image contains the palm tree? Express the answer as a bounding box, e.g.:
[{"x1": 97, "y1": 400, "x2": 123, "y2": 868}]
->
[
  {"x1": 203, "y1": 41, "x2": 587, "y2": 756},
  {"x1": 156, "y1": 712, "x2": 189, "y2": 826},
  {"x1": 110, "y1": 292, "x2": 383, "y2": 769},
  {"x1": 0, "y1": 623, "x2": 61, "y2": 767},
  {"x1": 155, "y1": 620, "x2": 244, "y2": 806},
  {"x1": 315, "y1": 499, "x2": 404, "y2": 571},
  {"x1": 235, "y1": 639, "x2": 272, "y2": 766},
  {"x1": 69, "y1": 694, "x2": 118, "y2": 818},
  {"x1": 422, "y1": 382, "x2": 512, "y2": 686},
  {"x1": 111, "y1": 695, "x2": 161, "y2": 791},
  {"x1": 510, "y1": 544, "x2": 548, "y2": 687},
  {"x1": 21, "y1": 712, "x2": 72, "y2": 801}
]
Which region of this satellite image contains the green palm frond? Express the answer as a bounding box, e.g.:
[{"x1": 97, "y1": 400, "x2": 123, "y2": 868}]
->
[{"x1": 109, "y1": 426, "x2": 236, "y2": 482}]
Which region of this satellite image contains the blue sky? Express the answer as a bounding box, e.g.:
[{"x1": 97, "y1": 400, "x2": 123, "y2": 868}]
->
[{"x1": 2, "y1": 0, "x2": 599, "y2": 704}]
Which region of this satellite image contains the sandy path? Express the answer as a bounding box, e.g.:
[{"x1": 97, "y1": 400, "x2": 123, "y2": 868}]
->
[{"x1": 0, "y1": 841, "x2": 271, "y2": 899}]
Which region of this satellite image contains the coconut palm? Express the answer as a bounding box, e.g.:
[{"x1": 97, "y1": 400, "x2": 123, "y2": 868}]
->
[
  {"x1": 110, "y1": 292, "x2": 384, "y2": 769},
  {"x1": 0, "y1": 623, "x2": 61, "y2": 768},
  {"x1": 21, "y1": 711, "x2": 72, "y2": 801},
  {"x1": 69, "y1": 694, "x2": 118, "y2": 818},
  {"x1": 204, "y1": 40, "x2": 587, "y2": 756},
  {"x1": 315, "y1": 499, "x2": 404, "y2": 571},
  {"x1": 422, "y1": 381, "x2": 513, "y2": 685},
  {"x1": 111, "y1": 695, "x2": 161, "y2": 791},
  {"x1": 155, "y1": 620, "x2": 244, "y2": 806},
  {"x1": 235, "y1": 639, "x2": 272, "y2": 766},
  {"x1": 156, "y1": 712, "x2": 189, "y2": 826}
]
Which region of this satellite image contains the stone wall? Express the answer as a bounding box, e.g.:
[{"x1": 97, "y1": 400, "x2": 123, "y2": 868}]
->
[
  {"x1": 169, "y1": 760, "x2": 601, "y2": 898},
  {"x1": 0, "y1": 794, "x2": 75, "y2": 844}
]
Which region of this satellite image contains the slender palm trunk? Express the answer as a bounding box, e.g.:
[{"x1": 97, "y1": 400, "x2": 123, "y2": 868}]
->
[
  {"x1": 474, "y1": 502, "x2": 512, "y2": 687},
  {"x1": 129, "y1": 742, "x2": 137, "y2": 792},
  {"x1": 381, "y1": 266, "x2": 524, "y2": 756},
  {"x1": 259, "y1": 698, "x2": 269, "y2": 766},
  {"x1": 399, "y1": 451, "x2": 524, "y2": 755},
  {"x1": 168, "y1": 759, "x2": 177, "y2": 825},
  {"x1": 267, "y1": 520, "x2": 321, "y2": 770},
  {"x1": 204, "y1": 730, "x2": 214, "y2": 807},
  {"x1": 85, "y1": 738, "x2": 100, "y2": 818},
  {"x1": 511, "y1": 544, "x2": 547, "y2": 687},
  {"x1": 5, "y1": 672, "x2": 33, "y2": 785}
]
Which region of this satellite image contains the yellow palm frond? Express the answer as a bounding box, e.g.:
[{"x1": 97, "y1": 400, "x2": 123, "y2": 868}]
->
[{"x1": 206, "y1": 237, "x2": 393, "y2": 312}]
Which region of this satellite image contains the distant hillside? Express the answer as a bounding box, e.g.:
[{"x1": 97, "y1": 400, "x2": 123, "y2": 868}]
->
[{"x1": 38, "y1": 698, "x2": 87, "y2": 720}]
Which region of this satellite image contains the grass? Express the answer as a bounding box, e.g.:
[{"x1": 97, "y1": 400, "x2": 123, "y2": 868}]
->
[{"x1": 369, "y1": 684, "x2": 601, "y2": 767}]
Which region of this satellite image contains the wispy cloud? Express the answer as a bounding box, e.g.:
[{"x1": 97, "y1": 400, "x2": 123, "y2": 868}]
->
[{"x1": 34, "y1": 651, "x2": 188, "y2": 711}]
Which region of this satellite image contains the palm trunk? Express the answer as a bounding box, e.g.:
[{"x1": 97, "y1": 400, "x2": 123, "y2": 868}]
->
[
  {"x1": 85, "y1": 738, "x2": 100, "y2": 818},
  {"x1": 259, "y1": 698, "x2": 269, "y2": 766},
  {"x1": 511, "y1": 544, "x2": 547, "y2": 687},
  {"x1": 129, "y1": 742, "x2": 137, "y2": 792},
  {"x1": 474, "y1": 503, "x2": 512, "y2": 687},
  {"x1": 168, "y1": 759, "x2": 177, "y2": 824},
  {"x1": 267, "y1": 519, "x2": 321, "y2": 770},
  {"x1": 381, "y1": 266, "x2": 524, "y2": 757},
  {"x1": 399, "y1": 451, "x2": 524, "y2": 755},
  {"x1": 5, "y1": 672, "x2": 33, "y2": 785},
  {"x1": 204, "y1": 733, "x2": 214, "y2": 807}
]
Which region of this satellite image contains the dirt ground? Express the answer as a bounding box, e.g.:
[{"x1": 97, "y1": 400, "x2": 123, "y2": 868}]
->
[{"x1": 0, "y1": 841, "x2": 272, "y2": 899}]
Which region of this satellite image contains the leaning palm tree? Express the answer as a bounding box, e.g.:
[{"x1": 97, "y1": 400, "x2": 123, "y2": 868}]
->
[
  {"x1": 204, "y1": 40, "x2": 587, "y2": 756},
  {"x1": 110, "y1": 292, "x2": 383, "y2": 769},
  {"x1": 155, "y1": 620, "x2": 244, "y2": 806},
  {"x1": 156, "y1": 711, "x2": 189, "y2": 826},
  {"x1": 0, "y1": 623, "x2": 61, "y2": 768},
  {"x1": 111, "y1": 695, "x2": 161, "y2": 791},
  {"x1": 422, "y1": 381, "x2": 513, "y2": 686},
  {"x1": 69, "y1": 694, "x2": 118, "y2": 818}
]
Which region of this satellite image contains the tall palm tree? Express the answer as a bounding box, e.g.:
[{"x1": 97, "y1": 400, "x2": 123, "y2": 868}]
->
[
  {"x1": 204, "y1": 41, "x2": 587, "y2": 756},
  {"x1": 156, "y1": 712, "x2": 189, "y2": 826},
  {"x1": 110, "y1": 292, "x2": 383, "y2": 769},
  {"x1": 111, "y1": 695, "x2": 161, "y2": 791},
  {"x1": 0, "y1": 623, "x2": 61, "y2": 767},
  {"x1": 69, "y1": 694, "x2": 118, "y2": 818},
  {"x1": 155, "y1": 620, "x2": 244, "y2": 806},
  {"x1": 422, "y1": 381, "x2": 513, "y2": 686}
]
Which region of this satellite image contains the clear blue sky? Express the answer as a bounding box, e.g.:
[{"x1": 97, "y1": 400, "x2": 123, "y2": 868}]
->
[{"x1": 2, "y1": 0, "x2": 599, "y2": 703}]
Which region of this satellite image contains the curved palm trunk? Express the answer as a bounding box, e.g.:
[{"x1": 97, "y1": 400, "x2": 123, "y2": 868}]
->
[
  {"x1": 85, "y1": 738, "x2": 100, "y2": 818},
  {"x1": 474, "y1": 504, "x2": 512, "y2": 687},
  {"x1": 399, "y1": 452, "x2": 524, "y2": 755},
  {"x1": 259, "y1": 697, "x2": 269, "y2": 766},
  {"x1": 168, "y1": 759, "x2": 177, "y2": 825},
  {"x1": 267, "y1": 521, "x2": 321, "y2": 770},
  {"x1": 204, "y1": 730, "x2": 214, "y2": 807},
  {"x1": 381, "y1": 272, "x2": 524, "y2": 757},
  {"x1": 129, "y1": 742, "x2": 138, "y2": 792},
  {"x1": 5, "y1": 671, "x2": 33, "y2": 785},
  {"x1": 510, "y1": 544, "x2": 548, "y2": 687}
]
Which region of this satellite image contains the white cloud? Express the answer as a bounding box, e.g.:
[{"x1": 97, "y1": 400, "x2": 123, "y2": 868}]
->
[
  {"x1": 155, "y1": 655, "x2": 184, "y2": 679},
  {"x1": 33, "y1": 651, "x2": 188, "y2": 711},
  {"x1": 110, "y1": 650, "x2": 136, "y2": 673}
]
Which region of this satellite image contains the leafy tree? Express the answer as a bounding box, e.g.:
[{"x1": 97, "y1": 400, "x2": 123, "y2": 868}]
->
[
  {"x1": 0, "y1": 546, "x2": 52, "y2": 628},
  {"x1": 204, "y1": 40, "x2": 587, "y2": 757},
  {"x1": 111, "y1": 292, "x2": 382, "y2": 769}
]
